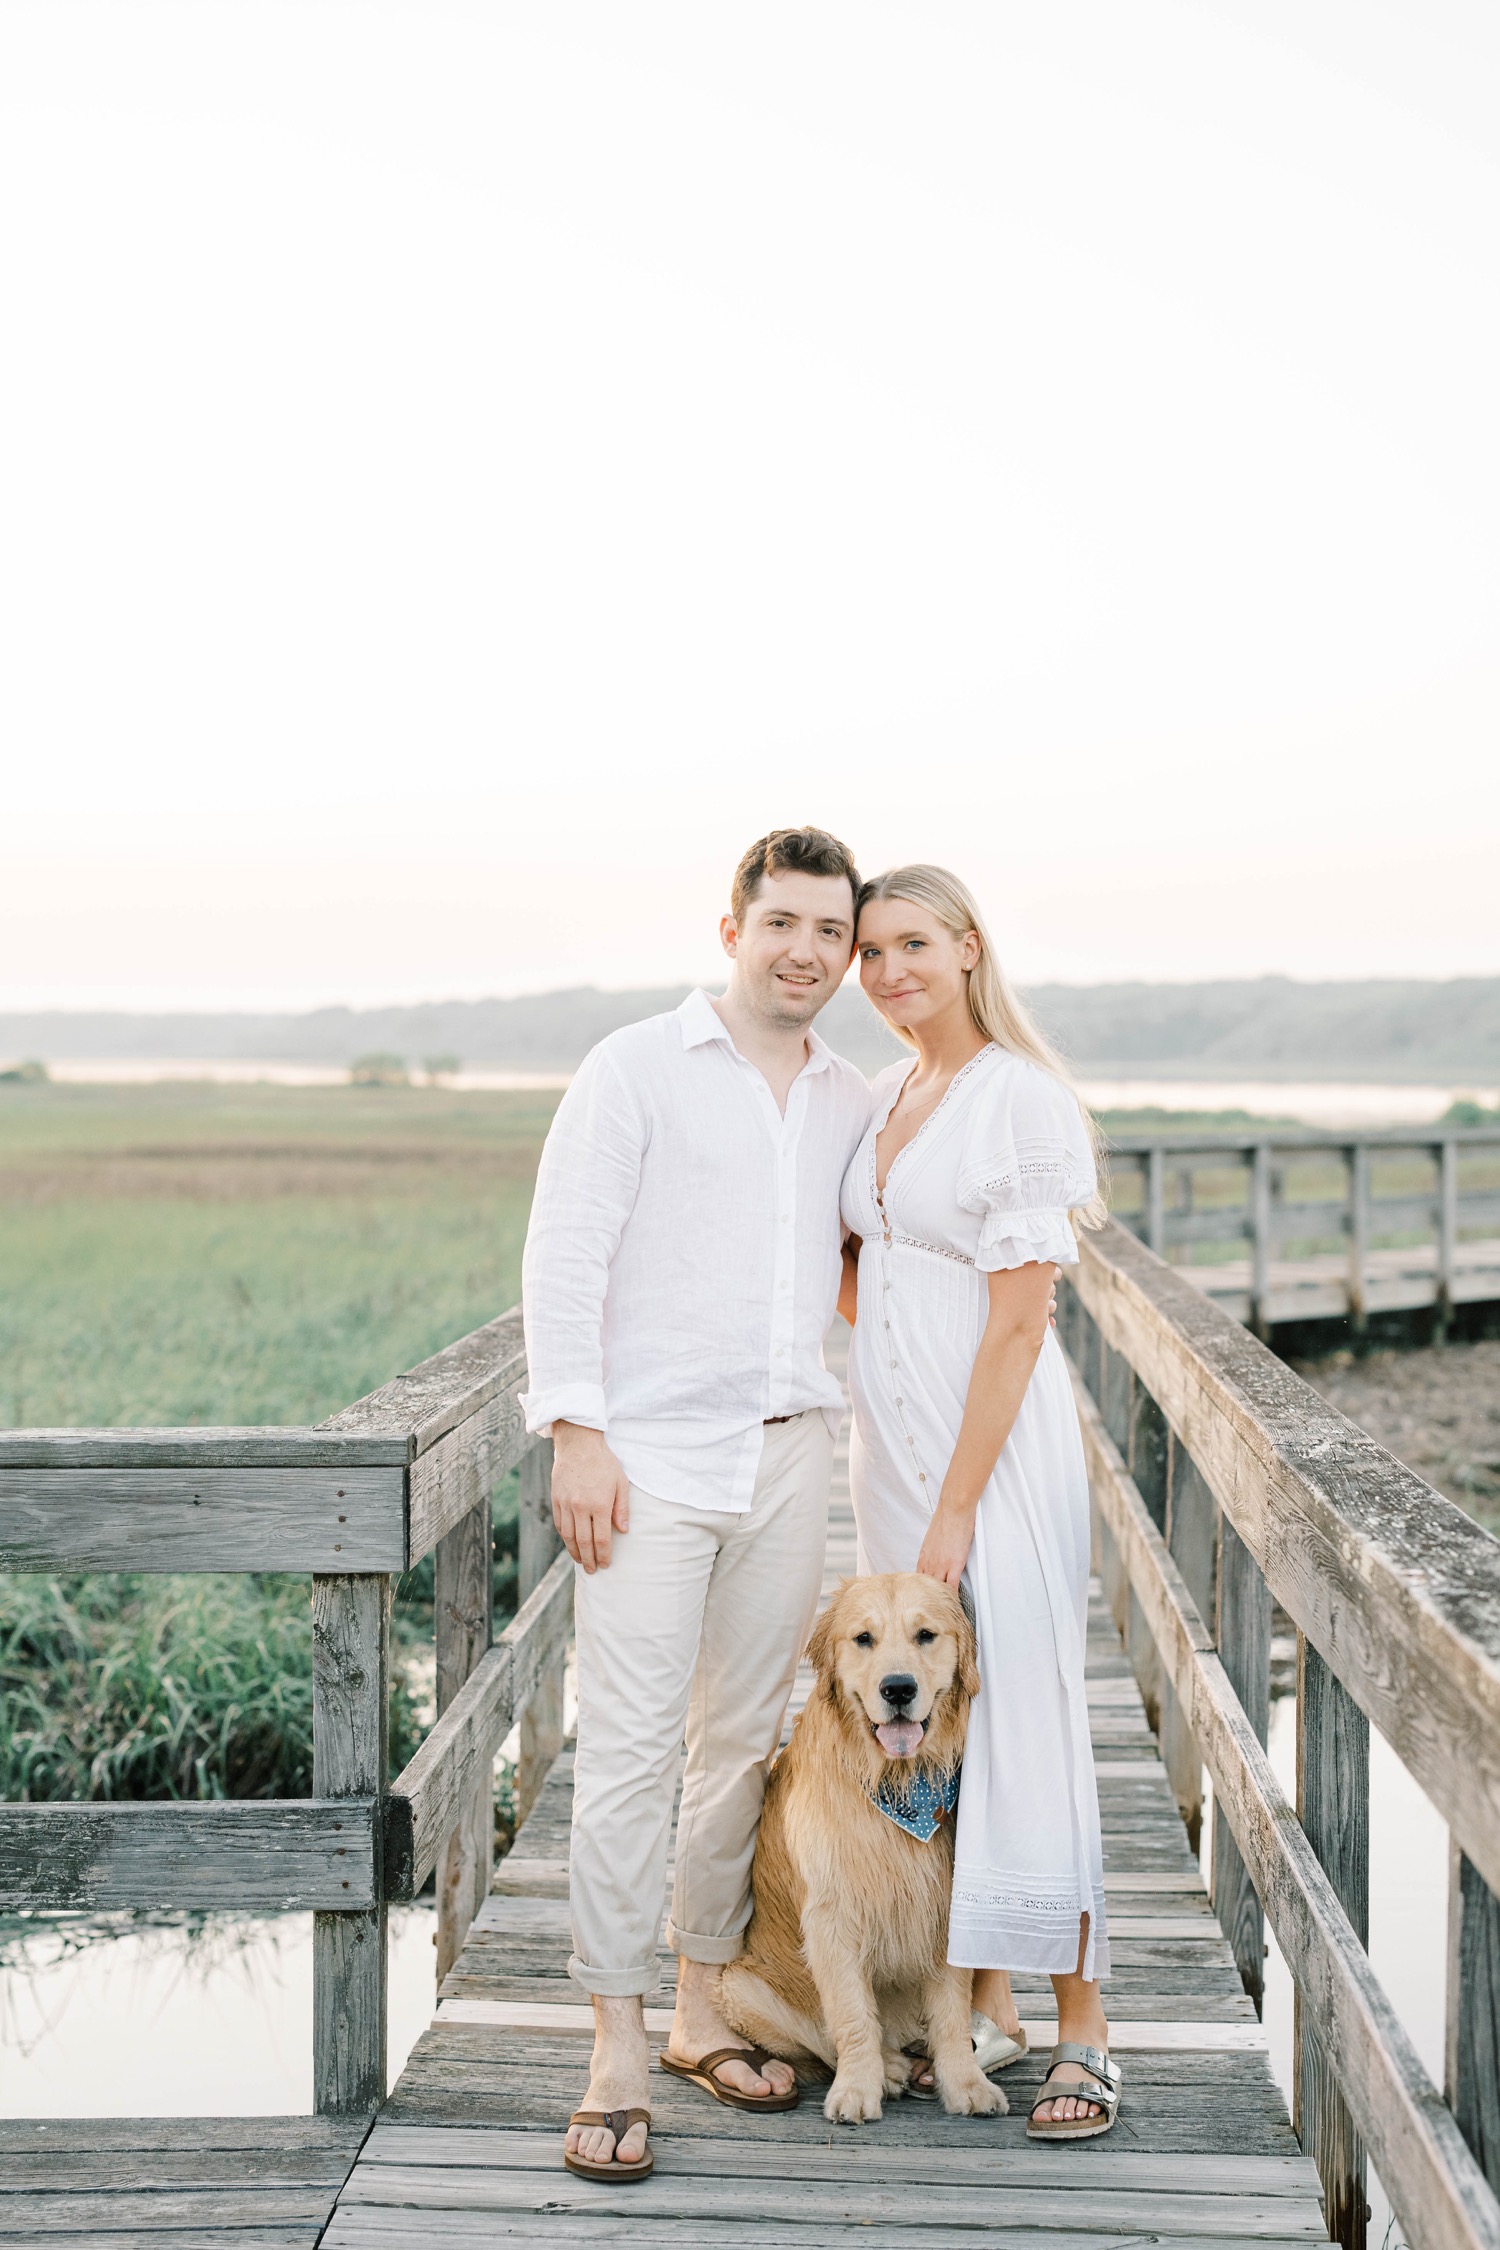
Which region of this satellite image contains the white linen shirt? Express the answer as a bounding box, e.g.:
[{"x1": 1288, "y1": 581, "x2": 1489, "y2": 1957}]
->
[{"x1": 521, "y1": 988, "x2": 873, "y2": 1512}]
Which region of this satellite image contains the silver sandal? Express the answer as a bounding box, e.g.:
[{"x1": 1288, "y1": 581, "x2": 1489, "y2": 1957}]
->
[{"x1": 1026, "y1": 2040, "x2": 1121, "y2": 2140}]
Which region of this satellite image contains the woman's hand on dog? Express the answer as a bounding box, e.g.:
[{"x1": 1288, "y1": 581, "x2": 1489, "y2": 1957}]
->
[
  {"x1": 551, "y1": 1421, "x2": 632, "y2": 1571},
  {"x1": 916, "y1": 1496, "x2": 977, "y2": 1587}
]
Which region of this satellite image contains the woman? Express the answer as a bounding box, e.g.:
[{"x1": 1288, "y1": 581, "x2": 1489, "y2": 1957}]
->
[{"x1": 837, "y1": 864, "x2": 1118, "y2": 2140}]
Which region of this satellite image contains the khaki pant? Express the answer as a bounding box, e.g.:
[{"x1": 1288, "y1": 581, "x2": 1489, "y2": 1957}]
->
[{"x1": 568, "y1": 1410, "x2": 833, "y2": 1996}]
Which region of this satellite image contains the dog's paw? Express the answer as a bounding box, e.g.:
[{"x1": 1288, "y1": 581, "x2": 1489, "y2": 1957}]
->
[
  {"x1": 882, "y1": 2051, "x2": 915, "y2": 2097},
  {"x1": 939, "y1": 2068, "x2": 1008, "y2": 2117},
  {"x1": 824, "y1": 2075, "x2": 884, "y2": 2124}
]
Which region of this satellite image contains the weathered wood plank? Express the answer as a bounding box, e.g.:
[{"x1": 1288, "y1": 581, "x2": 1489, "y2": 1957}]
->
[
  {"x1": 0, "y1": 1467, "x2": 404, "y2": 1573},
  {"x1": 0, "y1": 2118, "x2": 368, "y2": 2155},
  {"x1": 387, "y1": 1551, "x2": 572, "y2": 1900},
  {"x1": 1215, "y1": 1513, "x2": 1270, "y2": 2012},
  {"x1": 325, "y1": 2220, "x2": 1326, "y2": 2250},
  {"x1": 435, "y1": 1490, "x2": 494, "y2": 1982},
  {"x1": 360, "y1": 2120, "x2": 1321, "y2": 2194},
  {"x1": 0, "y1": 1799, "x2": 376, "y2": 1911},
  {"x1": 1073, "y1": 1364, "x2": 1500, "y2": 2250},
  {"x1": 1297, "y1": 1634, "x2": 1370, "y2": 2248},
  {"x1": 313, "y1": 1574, "x2": 389, "y2": 2117},
  {"x1": 517, "y1": 1441, "x2": 564, "y2": 1828},
  {"x1": 1448, "y1": 1845, "x2": 1500, "y2": 2200},
  {"x1": 1071, "y1": 1221, "x2": 1500, "y2": 1899},
  {"x1": 322, "y1": 1310, "x2": 526, "y2": 1460},
  {"x1": 334, "y1": 2158, "x2": 1330, "y2": 2236},
  {"x1": 0, "y1": 1429, "x2": 408, "y2": 1467}
]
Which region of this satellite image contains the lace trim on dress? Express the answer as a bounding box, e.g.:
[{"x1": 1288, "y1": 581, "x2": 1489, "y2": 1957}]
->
[
  {"x1": 951, "y1": 1870, "x2": 1092, "y2": 1919},
  {"x1": 890, "y1": 1233, "x2": 976, "y2": 1267},
  {"x1": 959, "y1": 1133, "x2": 1095, "y2": 1217}
]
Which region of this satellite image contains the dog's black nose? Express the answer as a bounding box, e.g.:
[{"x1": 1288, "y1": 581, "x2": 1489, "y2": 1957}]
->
[{"x1": 880, "y1": 1673, "x2": 919, "y2": 1709}]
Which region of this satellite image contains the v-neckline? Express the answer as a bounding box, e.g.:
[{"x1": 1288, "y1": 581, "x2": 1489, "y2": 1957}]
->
[{"x1": 871, "y1": 1044, "x2": 996, "y2": 1202}]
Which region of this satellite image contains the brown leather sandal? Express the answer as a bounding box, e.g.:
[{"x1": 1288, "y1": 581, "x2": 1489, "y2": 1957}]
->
[
  {"x1": 563, "y1": 2106, "x2": 654, "y2": 2181},
  {"x1": 659, "y1": 2043, "x2": 800, "y2": 2111}
]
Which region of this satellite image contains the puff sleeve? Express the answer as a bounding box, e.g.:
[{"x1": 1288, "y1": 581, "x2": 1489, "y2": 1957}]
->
[{"x1": 956, "y1": 1059, "x2": 1096, "y2": 1273}]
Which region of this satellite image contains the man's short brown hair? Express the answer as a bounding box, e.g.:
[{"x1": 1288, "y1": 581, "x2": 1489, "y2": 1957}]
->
[{"x1": 730, "y1": 827, "x2": 862, "y2": 926}]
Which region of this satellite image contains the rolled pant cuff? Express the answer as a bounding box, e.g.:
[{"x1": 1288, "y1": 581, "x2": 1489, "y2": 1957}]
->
[
  {"x1": 664, "y1": 1920, "x2": 747, "y2": 1966},
  {"x1": 567, "y1": 1953, "x2": 663, "y2": 1998}
]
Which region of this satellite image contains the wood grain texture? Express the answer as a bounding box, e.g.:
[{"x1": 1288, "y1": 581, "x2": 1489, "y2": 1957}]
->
[
  {"x1": 1073, "y1": 1364, "x2": 1500, "y2": 2250},
  {"x1": 1297, "y1": 1635, "x2": 1370, "y2": 2248},
  {"x1": 516, "y1": 1441, "x2": 564, "y2": 1829},
  {"x1": 322, "y1": 1309, "x2": 526, "y2": 1458},
  {"x1": 1448, "y1": 1847, "x2": 1500, "y2": 2200},
  {"x1": 1071, "y1": 1220, "x2": 1500, "y2": 1898},
  {"x1": 408, "y1": 1389, "x2": 531, "y2": 1567},
  {"x1": 0, "y1": 1800, "x2": 376, "y2": 1911},
  {"x1": 387, "y1": 1551, "x2": 572, "y2": 1900},
  {"x1": 313, "y1": 1575, "x2": 389, "y2": 2117},
  {"x1": 435, "y1": 1494, "x2": 494, "y2": 1983},
  {"x1": 1215, "y1": 1513, "x2": 1270, "y2": 2014},
  {"x1": 0, "y1": 1429, "x2": 407, "y2": 1467},
  {"x1": 0, "y1": 1466, "x2": 404, "y2": 1573}
]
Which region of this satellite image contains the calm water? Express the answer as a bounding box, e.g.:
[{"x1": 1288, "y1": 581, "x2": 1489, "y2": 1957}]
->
[{"x1": 0, "y1": 1906, "x2": 438, "y2": 2114}]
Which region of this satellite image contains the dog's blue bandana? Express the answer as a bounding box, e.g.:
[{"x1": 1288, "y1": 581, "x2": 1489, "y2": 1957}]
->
[{"x1": 866, "y1": 1763, "x2": 961, "y2": 1842}]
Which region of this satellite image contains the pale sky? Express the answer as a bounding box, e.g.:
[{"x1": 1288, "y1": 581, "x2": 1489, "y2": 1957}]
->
[{"x1": 3, "y1": 1, "x2": 1498, "y2": 1010}]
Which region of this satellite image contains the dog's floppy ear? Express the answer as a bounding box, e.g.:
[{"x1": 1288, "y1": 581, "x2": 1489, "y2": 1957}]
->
[
  {"x1": 954, "y1": 1585, "x2": 981, "y2": 1701},
  {"x1": 804, "y1": 1589, "x2": 846, "y2": 1695}
]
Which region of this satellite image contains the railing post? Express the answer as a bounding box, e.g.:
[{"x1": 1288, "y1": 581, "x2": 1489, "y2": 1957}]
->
[
  {"x1": 1162, "y1": 1439, "x2": 1218, "y2": 1855},
  {"x1": 1145, "y1": 1145, "x2": 1165, "y2": 1258},
  {"x1": 434, "y1": 1473, "x2": 495, "y2": 1983},
  {"x1": 1347, "y1": 1143, "x2": 1369, "y2": 1340},
  {"x1": 1446, "y1": 1847, "x2": 1500, "y2": 2197},
  {"x1": 1214, "y1": 1515, "x2": 1270, "y2": 2012},
  {"x1": 1296, "y1": 1636, "x2": 1370, "y2": 2248},
  {"x1": 517, "y1": 1439, "x2": 565, "y2": 1828},
  {"x1": 1250, "y1": 1143, "x2": 1273, "y2": 1341},
  {"x1": 313, "y1": 1573, "x2": 389, "y2": 2114},
  {"x1": 1127, "y1": 1381, "x2": 1168, "y2": 1732},
  {"x1": 1436, "y1": 1137, "x2": 1458, "y2": 1342},
  {"x1": 1099, "y1": 1342, "x2": 1132, "y2": 1637}
]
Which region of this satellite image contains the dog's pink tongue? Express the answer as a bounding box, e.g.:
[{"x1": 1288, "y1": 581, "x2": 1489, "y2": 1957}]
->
[{"x1": 876, "y1": 1720, "x2": 924, "y2": 1758}]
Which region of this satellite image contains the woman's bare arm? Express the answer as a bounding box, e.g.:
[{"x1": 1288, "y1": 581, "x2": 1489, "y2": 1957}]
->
[
  {"x1": 916, "y1": 1261, "x2": 1058, "y2": 1586},
  {"x1": 837, "y1": 1236, "x2": 861, "y2": 1327}
]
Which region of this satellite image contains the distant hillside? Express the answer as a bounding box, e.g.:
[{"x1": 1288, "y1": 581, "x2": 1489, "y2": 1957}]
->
[{"x1": 3, "y1": 977, "x2": 1500, "y2": 1081}]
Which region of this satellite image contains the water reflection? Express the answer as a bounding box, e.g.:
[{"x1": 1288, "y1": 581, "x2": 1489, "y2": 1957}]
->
[{"x1": 0, "y1": 1905, "x2": 437, "y2": 2114}]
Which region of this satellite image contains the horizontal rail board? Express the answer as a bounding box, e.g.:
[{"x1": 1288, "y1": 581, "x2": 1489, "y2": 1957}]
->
[
  {"x1": 0, "y1": 1799, "x2": 377, "y2": 1910},
  {"x1": 0, "y1": 1466, "x2": 405, "y2": 1573},
  {"x1": 322, "y1": 1310, "x2": 527, "y2": 1461},
  {"x1": 1074, "y1": 1369, "x2": 1500, "y2": 2250},
  {"x1": 408, "y1": 1401, "x2": 536, "y2": 1569},
  {"x1": 386, "y1": 1548, "x2": 572, "y2": 1899},
  {"x1": 0, "y1": 1429, "x2": 411, "y2": 1468},
  {"x1": 1107, "y1": 1128, "x2": 1500, "y2": 1153},
  {"x1": 1072, "y1": 1223, "x2": 1500, "y2": 1895}
]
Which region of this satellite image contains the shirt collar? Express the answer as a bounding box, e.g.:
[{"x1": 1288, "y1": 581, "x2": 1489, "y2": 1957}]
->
[{"x1": 677, "y1": 988, "x2": 834, "y2": 1077}]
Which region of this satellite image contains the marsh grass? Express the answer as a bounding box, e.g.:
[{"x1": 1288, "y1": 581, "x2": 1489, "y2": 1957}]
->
[{"x1": 0, "y1": 1083, "x2": 552, "y2": 1802}]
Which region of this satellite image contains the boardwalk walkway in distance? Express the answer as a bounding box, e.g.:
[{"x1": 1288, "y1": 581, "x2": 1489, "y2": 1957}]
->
[{"x1": 325, "y1": 1351, "x2": 1331, "y2": 2250}]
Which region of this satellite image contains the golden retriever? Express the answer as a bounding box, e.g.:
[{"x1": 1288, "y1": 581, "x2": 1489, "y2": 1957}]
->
[{"x1": 720, "y1": 1573, "x2": 1004, "y2": 2123}]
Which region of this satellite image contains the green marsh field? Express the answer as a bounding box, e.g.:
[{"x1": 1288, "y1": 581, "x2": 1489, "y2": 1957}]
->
[{"x1": 0, "y1": 1081, "x2": 561, "y2": 1811}]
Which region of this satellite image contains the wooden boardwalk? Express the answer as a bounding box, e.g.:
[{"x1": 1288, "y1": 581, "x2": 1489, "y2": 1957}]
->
[{"x1": 323, "y1": 1402, "x2": 1330, "y2": 2249}]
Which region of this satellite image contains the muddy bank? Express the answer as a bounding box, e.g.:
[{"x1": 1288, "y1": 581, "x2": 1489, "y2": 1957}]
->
[{"x1": 1292, "y1": 1338, "x2": 1500, "y2": 1536}]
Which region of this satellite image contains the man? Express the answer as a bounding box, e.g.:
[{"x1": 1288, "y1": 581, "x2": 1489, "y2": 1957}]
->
[{"x1": 521, "y1": 826, "x2": 871, "y2": 2178}]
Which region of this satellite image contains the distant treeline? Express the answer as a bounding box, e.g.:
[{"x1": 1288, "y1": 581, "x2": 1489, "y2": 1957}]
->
[{"x1": 4, "y1": 976, "x2": 1500, "y2": 1080}]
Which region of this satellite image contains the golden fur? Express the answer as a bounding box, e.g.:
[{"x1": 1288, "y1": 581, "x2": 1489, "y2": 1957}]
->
[{"x1": 720, "y1": 1573, "x2": 1005, "y2": 2123}]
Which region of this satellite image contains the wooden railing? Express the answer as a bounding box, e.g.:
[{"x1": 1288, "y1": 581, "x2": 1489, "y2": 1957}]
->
[
  {"x1": 1105, "y1": 1125, "x2": 1500, "y2": 1335},
  {"x1": 1059, "y1": 1221, "x2": 1500, "y2": 2250},
  {"x1": 0, "y1": 1308, "x2": 569, "y2": 2115}
]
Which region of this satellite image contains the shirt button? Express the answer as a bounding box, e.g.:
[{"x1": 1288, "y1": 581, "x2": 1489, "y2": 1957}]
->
[{"x1": 919, "y1": 1472, "x2": 928, "y2": 1483}]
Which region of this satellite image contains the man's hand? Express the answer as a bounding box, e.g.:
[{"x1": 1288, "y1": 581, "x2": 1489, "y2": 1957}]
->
[{"x1": 551, "y1": 1422, "x2": 632, "y2": 1572}]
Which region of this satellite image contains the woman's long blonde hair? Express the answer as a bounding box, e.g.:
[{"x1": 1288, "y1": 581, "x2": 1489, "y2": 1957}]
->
[{"x1": 858, "y1": 863, "x2": 1107, "y2": 1229}]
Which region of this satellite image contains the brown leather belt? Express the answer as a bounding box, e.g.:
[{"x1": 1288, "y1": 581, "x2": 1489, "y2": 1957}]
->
[{"x1": 764, "y1": 1413, "x2": 799, "y2": 1425}]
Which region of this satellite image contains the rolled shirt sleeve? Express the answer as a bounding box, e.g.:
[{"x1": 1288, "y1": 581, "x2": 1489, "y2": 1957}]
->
[{"x1": 521, "y1": 1044, "x2": 646, "y2": 1437}]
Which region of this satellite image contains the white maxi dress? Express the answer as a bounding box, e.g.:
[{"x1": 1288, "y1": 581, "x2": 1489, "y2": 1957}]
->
[{"x1": 841, "y1": 1044, "x2": 1109, "y2": 1981}]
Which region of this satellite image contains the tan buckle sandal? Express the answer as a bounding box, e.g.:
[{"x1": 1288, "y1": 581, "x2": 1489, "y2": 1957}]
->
[
  {"x1": 563, "y1": 2106, "x2": 654, "y2": 2181},
  {"x1": 659, "y1": 2043, "x2": 800, "y2": 2111},
  {"x1": 1026, "y1": 2041, "x2": 1121, "y2": 2141}
]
